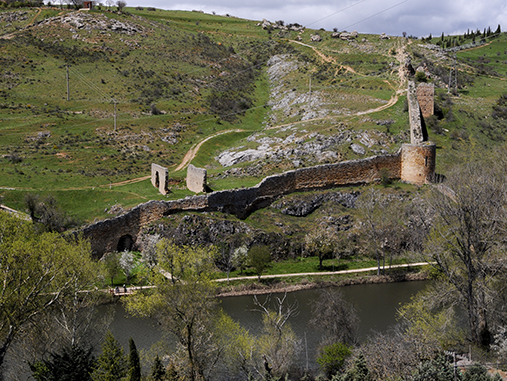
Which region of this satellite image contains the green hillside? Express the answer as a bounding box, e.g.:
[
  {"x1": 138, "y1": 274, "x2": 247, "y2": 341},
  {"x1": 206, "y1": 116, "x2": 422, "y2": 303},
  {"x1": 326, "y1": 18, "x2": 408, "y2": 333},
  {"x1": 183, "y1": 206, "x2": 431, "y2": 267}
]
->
[{"x1": 1, "y1": 6, "x2": 506, "y2": 222}]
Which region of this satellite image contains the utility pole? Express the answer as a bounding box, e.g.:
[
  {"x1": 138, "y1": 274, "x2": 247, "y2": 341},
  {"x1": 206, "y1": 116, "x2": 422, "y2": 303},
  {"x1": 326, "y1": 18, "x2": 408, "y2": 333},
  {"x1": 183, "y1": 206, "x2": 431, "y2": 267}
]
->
[{"x1": 66, "y1": 65, "x2": 70, "y2": 101}]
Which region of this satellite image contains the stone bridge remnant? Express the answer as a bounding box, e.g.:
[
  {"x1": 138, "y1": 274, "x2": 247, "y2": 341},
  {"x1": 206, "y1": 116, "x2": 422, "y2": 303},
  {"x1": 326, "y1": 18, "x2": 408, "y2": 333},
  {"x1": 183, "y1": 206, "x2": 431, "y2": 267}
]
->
[
  {"x1": 83, "y1": 81, "x2": 436, "y2": 257},
  {"x1": 151, "y1": 163, "x2": 168, "y2": 195},
  {"x1": 186, "y1": 164, "x2": 207, "y2": 193}
]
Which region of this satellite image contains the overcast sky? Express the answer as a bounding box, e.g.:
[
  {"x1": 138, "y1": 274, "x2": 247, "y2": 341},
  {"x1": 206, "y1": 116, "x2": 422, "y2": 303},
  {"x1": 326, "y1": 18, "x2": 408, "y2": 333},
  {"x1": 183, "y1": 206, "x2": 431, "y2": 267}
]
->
[{"x1": 130, "y1": 0, "x2": 507, "y2": 38}]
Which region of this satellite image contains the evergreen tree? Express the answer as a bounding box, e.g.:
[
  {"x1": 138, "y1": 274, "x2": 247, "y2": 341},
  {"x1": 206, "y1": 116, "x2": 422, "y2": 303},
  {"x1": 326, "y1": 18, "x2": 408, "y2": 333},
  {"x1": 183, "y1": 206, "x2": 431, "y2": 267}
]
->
[
  {"x1": 127, "y1": 338, "x2": 141, "y2": 381},
  {"x1": 91, "y1": 331, "x2": 127, "y2": 381},
  {"x1": 30, "y1": 344, "x2": 95, "y2": 381},
  {"x1": 495, "y1": 24, "x2": 501, "y2": 35},
  {"x1": 334, "y1": 353, "x2": 371, "y2": 381},
  {"x1": 150, "y1": 356, "x2": 166, "y2": 381},
  {"x1": 411, "y1": 353, "x2": 455, "y2": 381}
]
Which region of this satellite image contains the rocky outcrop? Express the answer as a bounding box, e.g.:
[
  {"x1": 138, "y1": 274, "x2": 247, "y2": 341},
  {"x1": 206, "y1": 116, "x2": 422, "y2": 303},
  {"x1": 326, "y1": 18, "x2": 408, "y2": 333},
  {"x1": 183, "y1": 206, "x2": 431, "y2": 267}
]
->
[{"x1": 272, "y1": 191, "x2": 359, "y2": 217}]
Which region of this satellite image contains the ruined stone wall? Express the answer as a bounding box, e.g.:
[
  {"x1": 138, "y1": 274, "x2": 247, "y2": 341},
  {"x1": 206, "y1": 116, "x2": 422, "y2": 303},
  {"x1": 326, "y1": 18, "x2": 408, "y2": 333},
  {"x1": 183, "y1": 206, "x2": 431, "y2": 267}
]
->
[
  {"x1": 83, "y1": 152, "x2": 404, "y2": 256},
  {"x1": 186, "y1": 164, "x2": 207, "y2": 193},
  {"x1": 408, "y1": 81, "x2": 425, "y2": 144},
  {"x1": 151, "y1": 163, "x2": 169, "y2": 195},
  {"x1": 400, "y1": 143, "x2": 436, "y2": 185},
  {"x1": 416, "y1": 83, "x2": 434, "y2": 118}
]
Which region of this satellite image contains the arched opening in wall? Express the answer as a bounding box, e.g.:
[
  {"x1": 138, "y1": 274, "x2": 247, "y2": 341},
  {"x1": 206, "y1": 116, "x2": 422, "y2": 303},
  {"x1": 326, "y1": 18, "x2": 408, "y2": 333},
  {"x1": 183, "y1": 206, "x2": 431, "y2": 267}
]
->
[
  {"x1": 155, "y1": 171, "x2": 160, "y2": 188},
  {"x1": 117, "y1": 234, "x2": 133, "y2": 252}
]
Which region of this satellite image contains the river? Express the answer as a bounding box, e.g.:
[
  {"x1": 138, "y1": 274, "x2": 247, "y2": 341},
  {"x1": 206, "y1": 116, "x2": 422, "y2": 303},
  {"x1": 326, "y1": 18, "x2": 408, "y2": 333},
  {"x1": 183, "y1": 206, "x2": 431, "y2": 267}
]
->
[{"x1": 105, "y1": 280, "x2": 430, "y2": 371}]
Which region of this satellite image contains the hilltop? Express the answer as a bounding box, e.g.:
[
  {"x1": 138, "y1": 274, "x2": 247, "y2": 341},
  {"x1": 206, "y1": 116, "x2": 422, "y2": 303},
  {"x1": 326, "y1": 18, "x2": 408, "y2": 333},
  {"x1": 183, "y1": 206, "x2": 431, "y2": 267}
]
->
[{"x1": 0, "y1": 6, "x2": 506, "y2": 226}]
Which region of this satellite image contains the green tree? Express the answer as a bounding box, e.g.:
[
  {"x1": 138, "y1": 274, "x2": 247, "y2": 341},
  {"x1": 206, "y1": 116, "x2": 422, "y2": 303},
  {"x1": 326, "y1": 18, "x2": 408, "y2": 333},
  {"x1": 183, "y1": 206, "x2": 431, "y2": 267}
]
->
[
  {"x1": 30, "y1": 344, "x2": 96, "y2": 381},
  {"x1": 248, "y1": 245, "x2": 271, "y2": 280},
  {"x1": 125, "y1": 239, "x2": 220, "y2": 381},
  {"x1": 149, "y1": 355, "x2": 165, "y2": 381},
  {"x1": 317, "y1": 343, "x2": 351, "y2": 379},
  {"x1": 0, "y1": 211, "x2": 96, "y2": 380},
  {"x1": 91, "y1": 331, "x2": 127, "y2": 381},
  {"x1": 127, "y1": 338, "x2": 141, "y2": 381},
  {"x1": 335, "y1": 353, "x2": 371, "y2": 381},
  {"x1": 102, "y1": 252, "x2": 121, "y2": 287},
  {"x1": 410, "y1": 353, "x2": 455, "y2": 381}
]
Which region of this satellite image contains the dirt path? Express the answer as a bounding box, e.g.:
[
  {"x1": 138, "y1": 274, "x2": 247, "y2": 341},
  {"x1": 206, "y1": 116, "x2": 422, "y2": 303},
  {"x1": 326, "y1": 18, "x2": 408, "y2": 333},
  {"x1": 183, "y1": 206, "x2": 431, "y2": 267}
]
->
[
  {"x1": 174, "y1": 129, "x2": 244, "y2": 172},
  {"x1": 215, "y1": 262, "x2": 430, "y2": 283},
  {"x1": 29, "y1": 7, "x2": 42, "y2": 25}
]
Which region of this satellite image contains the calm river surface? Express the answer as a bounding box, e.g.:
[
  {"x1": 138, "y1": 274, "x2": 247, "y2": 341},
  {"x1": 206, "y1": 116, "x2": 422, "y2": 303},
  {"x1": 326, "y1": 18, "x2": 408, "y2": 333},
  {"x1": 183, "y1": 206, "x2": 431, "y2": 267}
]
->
[{"x1": 105, "y1": 280, "x2": 430, "y2": 369}]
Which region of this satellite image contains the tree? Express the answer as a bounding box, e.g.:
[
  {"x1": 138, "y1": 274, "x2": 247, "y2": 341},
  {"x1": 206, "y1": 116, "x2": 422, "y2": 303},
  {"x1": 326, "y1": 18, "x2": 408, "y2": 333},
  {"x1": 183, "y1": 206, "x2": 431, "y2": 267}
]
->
[
  {"x1": 102, "y1": 252, "x2": 121, "y2": 287},
  {"x1": 317, "y1": 343, "x2": 351, "y2": 379},
  {"x1": 304, "y1": 224, "x2": 339, "y2": 270},
  {"x1": 116, "y1": 0, "x2": 126, "y2": 11},
  {"x1": 410, "y1": 353, "x2": 455, "y2": 381},
  {"x1": 119, "y1": 250, "x2": 135, "y2": 284},
  {"x1": 248, "y1": 245, "x2": 271, "y2": 280},
  {"x1": 30, "y1": 344, "x2": 95, "y2": 381},
  {"x1": 125, "y1": 239, "x2": 220, "y2": 381},
  {"x1": 127, "y1": 338, "x2": 141, "y2": 381},
  {"x1": 0, "y1": 211, "x2": 96, "y2": 380},
  {"x1": 356, "y1": 190, "x2": 403, "y2": 275},
  {"x1": 25, "y1": 194, "x2": 77, "y2": 233},
  {"x1": 252, "y1": 294, "x2": 301, "y2": 377},
  {"x1": 149, "y1": 355, "x2": 165, "y2": 381},
  {"x1": 232, "y1": 245, "x2": 248, "y2": 275},
  {"x1": 310, "y1": 289, "x2": 359, "y2": 346},
  {"x1": 335, "y1": 353, "x2": 371, "y2": 381},
  {"x1": 417, "y1": 162, "x2": 507, "y2": 346},
  {"x1": 91, "y1": 331, "x2": 127, "y2": 381}
]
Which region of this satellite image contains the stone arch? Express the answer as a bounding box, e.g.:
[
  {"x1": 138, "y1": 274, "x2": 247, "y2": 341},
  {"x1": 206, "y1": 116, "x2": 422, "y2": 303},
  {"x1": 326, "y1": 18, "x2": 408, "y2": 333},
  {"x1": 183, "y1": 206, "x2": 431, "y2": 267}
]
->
[{"x1": 117, "y1": 234, "x2": 133, "y2": 252}]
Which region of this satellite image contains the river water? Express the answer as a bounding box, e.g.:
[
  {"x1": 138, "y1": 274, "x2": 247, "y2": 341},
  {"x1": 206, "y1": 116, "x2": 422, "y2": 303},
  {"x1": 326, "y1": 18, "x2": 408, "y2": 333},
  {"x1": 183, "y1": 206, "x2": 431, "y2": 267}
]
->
[{"x1": 105, "y1": 280, "x2": 430, "y2": 370}]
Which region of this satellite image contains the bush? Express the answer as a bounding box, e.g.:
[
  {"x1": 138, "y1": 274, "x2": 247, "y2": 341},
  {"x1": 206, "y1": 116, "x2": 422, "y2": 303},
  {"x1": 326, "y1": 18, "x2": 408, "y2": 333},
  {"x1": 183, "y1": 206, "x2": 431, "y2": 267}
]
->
[
  {"x1": 317, "y1": 343, "x2": 351, "y2": 379},
  {"x1": 248, "y1": 245, "x2": 271, "y2": 279}
]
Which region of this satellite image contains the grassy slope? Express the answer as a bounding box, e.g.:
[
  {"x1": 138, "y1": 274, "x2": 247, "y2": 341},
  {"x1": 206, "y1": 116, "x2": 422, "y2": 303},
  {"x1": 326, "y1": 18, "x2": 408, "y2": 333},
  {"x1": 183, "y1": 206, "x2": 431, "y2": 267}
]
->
[{"x1": 0, "y1": 7, "x2": 506, "y2": 223}]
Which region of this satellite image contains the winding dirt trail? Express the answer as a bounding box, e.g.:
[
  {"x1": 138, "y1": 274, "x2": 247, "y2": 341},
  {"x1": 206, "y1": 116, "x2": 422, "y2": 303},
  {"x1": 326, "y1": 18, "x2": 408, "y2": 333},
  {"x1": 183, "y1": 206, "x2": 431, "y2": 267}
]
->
[{"x1": 174, "y1": 129, "x2": 244, "y2": 172}]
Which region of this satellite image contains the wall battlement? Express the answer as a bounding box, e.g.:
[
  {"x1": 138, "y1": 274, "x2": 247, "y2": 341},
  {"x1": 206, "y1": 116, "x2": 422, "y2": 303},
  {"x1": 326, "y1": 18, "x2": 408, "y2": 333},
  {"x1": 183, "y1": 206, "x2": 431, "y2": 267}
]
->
[{"x1": 82, "y1": 81, "x2": 436, "y2": 257}]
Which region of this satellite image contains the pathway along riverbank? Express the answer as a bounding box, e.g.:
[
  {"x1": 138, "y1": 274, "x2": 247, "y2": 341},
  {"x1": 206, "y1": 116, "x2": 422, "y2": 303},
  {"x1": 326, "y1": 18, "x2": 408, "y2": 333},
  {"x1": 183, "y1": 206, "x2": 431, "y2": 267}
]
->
[{"x1": 216, "y1": 263, "x2": 431, "y2": 297}]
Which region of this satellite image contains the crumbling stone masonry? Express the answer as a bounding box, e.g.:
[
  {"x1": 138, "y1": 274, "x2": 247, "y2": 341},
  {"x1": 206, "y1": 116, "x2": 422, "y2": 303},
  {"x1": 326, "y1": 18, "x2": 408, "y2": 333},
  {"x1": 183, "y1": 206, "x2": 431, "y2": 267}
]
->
[
  {"x1": 151, "y1": 163, "x2": 168, "y2": 195},
  {"x1": 407, "y1": 81, "x2": 429, "y2": 144},
  {"x1": 416, "y1": 83, "x2": 434, "y2": 118},
  {"x1": 186, "y1": 164, "x2": 207, "y2": 193}
]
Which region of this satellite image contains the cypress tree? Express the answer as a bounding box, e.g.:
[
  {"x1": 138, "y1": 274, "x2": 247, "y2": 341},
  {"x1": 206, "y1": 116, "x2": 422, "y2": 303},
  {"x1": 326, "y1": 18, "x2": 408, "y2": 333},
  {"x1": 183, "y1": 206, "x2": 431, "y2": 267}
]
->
[
  {"x1": 150, "y1": 356, "x2": 166, "y2": 381},
  {"x1": 91, "y1": 331, "x2": 127, "y2": 381},
  {"x1": 128, "y1": 338, "x2": 141, "y2": 381}
]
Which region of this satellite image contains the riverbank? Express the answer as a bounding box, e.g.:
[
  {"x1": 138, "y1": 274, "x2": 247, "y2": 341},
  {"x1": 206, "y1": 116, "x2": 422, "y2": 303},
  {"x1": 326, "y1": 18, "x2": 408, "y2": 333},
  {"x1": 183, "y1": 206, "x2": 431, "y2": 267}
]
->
[{"x1": 217, "y1": 266, "x2": 430, "y2": 297}]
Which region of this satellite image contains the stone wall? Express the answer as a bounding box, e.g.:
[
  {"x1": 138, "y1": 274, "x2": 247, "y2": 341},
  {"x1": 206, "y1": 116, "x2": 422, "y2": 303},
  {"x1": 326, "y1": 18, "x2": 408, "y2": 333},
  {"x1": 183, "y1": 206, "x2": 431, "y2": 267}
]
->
[
  {"x1": 416, "y1": 83, "x2": 434, "y2": 118},
  {"x1": 407, "y1": 81, "x2": 427, "y2": 144},
  {"x1": 151, "y1": 163, "x2": 169, "y2": 195},
  {"x1": 82, "y1": 148, "x2": 425, "y2": 257},
  {"x1": 186, "y1": 164, "x2": 207, "y2": 193}
]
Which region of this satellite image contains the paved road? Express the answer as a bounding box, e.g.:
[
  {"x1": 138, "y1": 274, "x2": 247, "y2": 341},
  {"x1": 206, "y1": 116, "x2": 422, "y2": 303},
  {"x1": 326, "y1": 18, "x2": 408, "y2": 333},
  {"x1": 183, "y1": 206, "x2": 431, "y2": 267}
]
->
[{"x1": 214, "y1": 262, "x2": 431, "y2": 282}]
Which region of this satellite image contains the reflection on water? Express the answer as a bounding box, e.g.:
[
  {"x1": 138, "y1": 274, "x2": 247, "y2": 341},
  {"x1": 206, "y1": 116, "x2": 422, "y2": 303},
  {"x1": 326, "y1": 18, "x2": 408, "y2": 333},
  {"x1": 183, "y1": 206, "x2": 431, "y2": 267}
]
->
[{"x1": 105, "y1": 280, "x2": 430, "y2": 369}]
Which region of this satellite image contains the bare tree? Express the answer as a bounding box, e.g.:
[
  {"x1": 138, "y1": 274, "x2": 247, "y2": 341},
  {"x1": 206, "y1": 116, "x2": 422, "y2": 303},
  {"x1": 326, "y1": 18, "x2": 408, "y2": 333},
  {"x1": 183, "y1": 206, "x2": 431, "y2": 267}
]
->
[
  {"x1": 310, "y1": 289, "x2": 359, "y2": 346},
  {"x1": 417, "y1": 161, "x2": 507, "y2": 347}
]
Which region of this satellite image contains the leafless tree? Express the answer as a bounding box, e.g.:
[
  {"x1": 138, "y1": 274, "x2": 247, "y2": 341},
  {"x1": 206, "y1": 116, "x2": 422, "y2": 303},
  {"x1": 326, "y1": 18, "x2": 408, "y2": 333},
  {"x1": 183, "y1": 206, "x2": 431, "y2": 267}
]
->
[
  {"x1": 417, "y1": 161, "x2": 507, "y2": 347},
  {"x1": 310, "y1": 288, "x2": 359, "y2": 346}
]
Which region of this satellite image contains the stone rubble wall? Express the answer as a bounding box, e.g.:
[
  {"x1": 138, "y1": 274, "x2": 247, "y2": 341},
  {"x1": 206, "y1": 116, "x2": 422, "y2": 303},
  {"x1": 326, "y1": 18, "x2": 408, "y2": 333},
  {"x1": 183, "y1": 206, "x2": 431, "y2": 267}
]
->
[
  {"x1": 83, "y1": 151, "x2": 404, "y2": 257},
  {"x1": 415, "y1": 83, "x2": 434, "y2": 118},
  {"x1": 186, "y1": 164, "x2": 207, "y2": 193}
]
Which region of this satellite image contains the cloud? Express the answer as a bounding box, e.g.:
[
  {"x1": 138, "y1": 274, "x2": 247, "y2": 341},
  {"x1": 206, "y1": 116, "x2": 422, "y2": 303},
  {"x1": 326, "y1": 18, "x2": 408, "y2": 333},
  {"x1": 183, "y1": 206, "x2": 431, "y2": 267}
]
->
[{"x1": 133, "y1": 0, "x2": 507, "y2": 37}]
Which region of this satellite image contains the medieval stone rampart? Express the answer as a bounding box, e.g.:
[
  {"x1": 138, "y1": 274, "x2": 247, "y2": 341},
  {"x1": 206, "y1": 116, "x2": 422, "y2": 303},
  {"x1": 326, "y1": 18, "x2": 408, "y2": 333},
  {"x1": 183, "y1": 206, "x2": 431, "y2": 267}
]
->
[
  {"x1": 82, "y1": 148, "x2": 428, "y2": 257},
  {"x1": 415, "y1": 83, "x2": 434, "y2": 118}
]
